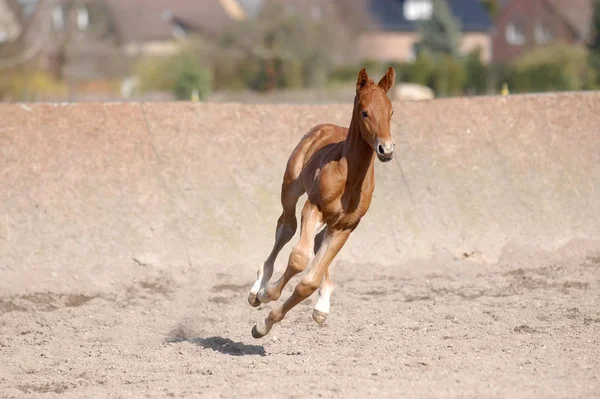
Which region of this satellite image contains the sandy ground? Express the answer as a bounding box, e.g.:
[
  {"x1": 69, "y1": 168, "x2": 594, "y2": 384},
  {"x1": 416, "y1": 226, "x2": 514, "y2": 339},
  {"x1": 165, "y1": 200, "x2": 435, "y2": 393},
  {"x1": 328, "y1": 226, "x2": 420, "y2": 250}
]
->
[
  {"x1": 1, "y1": 95, "x2": 599, "y2": 397},
  {"x1": 1, "y1": 241, "x2": 599, "y2": 398}
]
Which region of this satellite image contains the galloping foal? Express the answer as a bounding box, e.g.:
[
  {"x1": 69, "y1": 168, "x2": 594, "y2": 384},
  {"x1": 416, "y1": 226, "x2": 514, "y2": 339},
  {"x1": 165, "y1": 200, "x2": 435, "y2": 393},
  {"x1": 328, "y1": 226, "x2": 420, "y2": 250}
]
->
[{"x1": 248, "y1": 67, "x2": 397, "y2": 338}]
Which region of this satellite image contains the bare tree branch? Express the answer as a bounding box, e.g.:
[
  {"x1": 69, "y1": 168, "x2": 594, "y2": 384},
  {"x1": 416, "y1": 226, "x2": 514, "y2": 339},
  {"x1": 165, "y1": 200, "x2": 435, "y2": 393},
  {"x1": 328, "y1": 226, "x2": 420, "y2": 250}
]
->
[{"x1": 0, "y1": 0, "x2": 55, "y2": 69}]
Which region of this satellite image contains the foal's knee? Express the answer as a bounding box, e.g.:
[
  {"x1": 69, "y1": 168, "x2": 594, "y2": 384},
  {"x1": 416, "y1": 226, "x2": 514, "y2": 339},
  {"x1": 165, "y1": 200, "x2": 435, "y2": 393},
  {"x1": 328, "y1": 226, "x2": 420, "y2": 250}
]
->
[
  {"x1": 277, "y1": 214, "x2": 296, "y2": 240},
  {"x1": 288, "y1": 247, "x2": 309, "y2": 274},
  {"x1": 285, "y1": 216, "x2": 297, "y2": 235},
  {"x1": 295, "y1": 275, "x2": 321, "y2": 298}
]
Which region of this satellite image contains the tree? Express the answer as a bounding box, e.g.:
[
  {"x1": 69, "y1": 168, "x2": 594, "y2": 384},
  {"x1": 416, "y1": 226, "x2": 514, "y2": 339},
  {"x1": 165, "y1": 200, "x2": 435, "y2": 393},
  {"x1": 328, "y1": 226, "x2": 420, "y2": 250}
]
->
[
  {"x1": 480, "y1": 0, "x2": 500, "y2": 19},
  {"x1": 0, "y1": 0, "x2": 44, "y2": 69},
  {"x1": 588, "y1": 0, "x2": 600, "y2": 84},
  {"x1": 464, "y1": 47, "x2": 488, "y2": 94},
  {"x1": 418, "y1": 0, "x2": 462, "y2": 58},
  {"x1": 134, "y1": 45, "x2": 212, "y2": 101},
  {"x1": 0, "y1": 0, "x2": 69, "y2": 101},
  {"x1": 512, "y1": 44, "x2": 596, "y2": 93},
  {"x1": 211, "y1": 0, "x2": 358, "y2": 92},
  {"x1": 417, "y1": 0, "x2": 463, "y2": 97}
]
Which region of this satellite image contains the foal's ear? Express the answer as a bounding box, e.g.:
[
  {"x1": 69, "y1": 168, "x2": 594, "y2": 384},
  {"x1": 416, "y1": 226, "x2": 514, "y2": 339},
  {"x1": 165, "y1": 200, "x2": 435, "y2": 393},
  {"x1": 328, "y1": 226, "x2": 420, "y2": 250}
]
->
[
  {"x1": 356, "y1": 67, "x2": 369, "y2": 92},
  {"x1": 377, "y1": 66, "x2": 395, "y2": 93}
]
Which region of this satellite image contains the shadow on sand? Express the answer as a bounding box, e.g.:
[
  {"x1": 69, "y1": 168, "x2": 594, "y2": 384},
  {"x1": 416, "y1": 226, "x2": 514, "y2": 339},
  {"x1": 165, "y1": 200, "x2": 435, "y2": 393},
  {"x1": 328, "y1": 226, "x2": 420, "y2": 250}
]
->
[{"x1": 166, "y1": 332, "x2": 266, "y2": 357}]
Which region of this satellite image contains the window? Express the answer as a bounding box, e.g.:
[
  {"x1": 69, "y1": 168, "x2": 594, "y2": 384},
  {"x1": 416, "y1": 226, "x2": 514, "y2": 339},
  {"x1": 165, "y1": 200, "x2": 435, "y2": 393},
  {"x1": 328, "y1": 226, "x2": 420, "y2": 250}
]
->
[
  {"x1": 534, "y1": 22, "x2": 553, "y2": 44},
  {"x1": 171, "y1": 22, "x2": 188, "y2": 39},
  {"x1": 238, "y1": 0, "x2": 264, "y2": 18},
  {"x1": 506, "y1": 22, "x2": 525, "y2": 45},
  {"x1": 52, "y1": 5, "x2": 66, "y2": 30},
  {"x1": 403, "y1": 0, "x2": 432, "y2": 21},
  {"x1": 17, "y1": 0, "x2": 38, "y2": 19},
  {"x1": 311, "y1": 4, "x2": 322, "y2": 20},
  {"x1": 77, "y1": 7, "x2": 89, "y2": 30}
]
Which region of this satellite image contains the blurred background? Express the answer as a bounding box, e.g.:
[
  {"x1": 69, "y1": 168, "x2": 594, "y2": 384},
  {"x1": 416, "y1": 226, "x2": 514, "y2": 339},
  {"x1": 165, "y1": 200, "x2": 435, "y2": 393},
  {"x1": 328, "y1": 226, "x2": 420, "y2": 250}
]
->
[{"x1": 0, "y1": 0, "x2": 598, "y2": 103}]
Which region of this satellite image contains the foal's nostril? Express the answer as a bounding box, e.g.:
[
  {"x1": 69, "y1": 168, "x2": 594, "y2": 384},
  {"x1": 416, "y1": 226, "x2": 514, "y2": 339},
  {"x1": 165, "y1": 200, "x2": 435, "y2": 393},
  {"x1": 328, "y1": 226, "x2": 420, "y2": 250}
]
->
[{"x1": 377, "y1": 144, "x2": 385, "y2": 155}]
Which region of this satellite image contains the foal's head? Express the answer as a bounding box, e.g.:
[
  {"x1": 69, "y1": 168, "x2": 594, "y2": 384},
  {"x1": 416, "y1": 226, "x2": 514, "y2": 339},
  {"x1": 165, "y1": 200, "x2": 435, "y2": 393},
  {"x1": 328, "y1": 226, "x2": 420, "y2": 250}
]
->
[{"x1": 354, "y1": 67, "x2": 396, "y2": 162}]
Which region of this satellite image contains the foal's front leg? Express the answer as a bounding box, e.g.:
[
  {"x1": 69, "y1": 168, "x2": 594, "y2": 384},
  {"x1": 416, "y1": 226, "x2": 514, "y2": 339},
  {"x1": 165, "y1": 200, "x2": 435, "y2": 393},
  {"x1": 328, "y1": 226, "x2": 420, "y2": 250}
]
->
[
  {"x1": 252, "y1": 227, "x2": 351, "y2": 338},
  {"x1": 248, "y1": 198, "x2": 298, "y2": 307},
  {"x1": 257, "y1": 201, "x2": 323, "y2": 304},
  {"x1": 248, "y1": 214, "x2": 288, "y2": 307}
]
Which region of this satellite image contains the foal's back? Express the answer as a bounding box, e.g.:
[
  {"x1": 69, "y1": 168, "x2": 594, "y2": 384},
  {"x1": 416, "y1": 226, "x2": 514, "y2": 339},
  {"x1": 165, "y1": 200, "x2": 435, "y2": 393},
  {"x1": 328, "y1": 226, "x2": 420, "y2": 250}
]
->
[{"x1": 284, "y1": 123, "x2": 348, "y2": 189}]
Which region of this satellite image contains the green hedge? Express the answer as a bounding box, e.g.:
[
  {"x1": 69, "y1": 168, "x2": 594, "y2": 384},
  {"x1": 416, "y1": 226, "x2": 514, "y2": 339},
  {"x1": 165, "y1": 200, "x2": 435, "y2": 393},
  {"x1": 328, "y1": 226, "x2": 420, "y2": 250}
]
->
[
  {"x1": 328, "y1": 44, "x2": 598, "y2": 97},
  {"x1": 328, "y1": 49, "x2": 481, "y2": 97},
  {"x1": 135, "y1": 47, "x2": 212, "y2": 100},
  {"x1": 509, "y1": 44, "x2": 596, "y2": 93}
]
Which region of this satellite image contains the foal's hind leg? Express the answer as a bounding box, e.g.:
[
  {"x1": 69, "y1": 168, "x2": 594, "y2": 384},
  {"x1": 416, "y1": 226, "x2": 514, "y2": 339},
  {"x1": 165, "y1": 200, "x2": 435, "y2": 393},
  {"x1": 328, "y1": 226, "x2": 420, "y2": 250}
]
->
[
  {"x1": 248, "y1": 181, "x2": 303, "y2": 307},
  {"x1": 252, "y1": 227, "x2": 351, "y2": 338},
  {"x1": 257, "y1": 200, "x2": 323, "y2": 304},
  {"x1": 313, "y1": 269, "x2": 334, "y2": 325},
  {"x1": 311, "y1": 228, "x2": 333, "y2": 324}
]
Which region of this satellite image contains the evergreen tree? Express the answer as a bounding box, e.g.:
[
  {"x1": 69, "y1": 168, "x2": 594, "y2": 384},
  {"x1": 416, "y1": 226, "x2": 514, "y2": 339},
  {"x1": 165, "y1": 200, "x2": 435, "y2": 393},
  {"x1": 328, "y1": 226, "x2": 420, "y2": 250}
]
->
[
  {"x1": 589, "y1": 0, "x2": 600, "y2": 83},
  {"x1": 481, "y1": 0, "x2": 500, "y2": 19},
  {"x1": 418, "y1": 0, "x2": 462, "y2": 58}
]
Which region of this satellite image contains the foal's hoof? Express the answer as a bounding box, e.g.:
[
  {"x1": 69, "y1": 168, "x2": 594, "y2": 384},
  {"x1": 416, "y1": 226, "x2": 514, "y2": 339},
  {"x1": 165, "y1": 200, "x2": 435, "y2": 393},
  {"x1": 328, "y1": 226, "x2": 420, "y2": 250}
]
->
[
  {"x1": 247, "y1": 293, "x2": 261, "y2": 308},
  {"x1": 251, "y1": 324, "x2": 265, "y2": 339},
  {"x1": 251, "y1": 319, "x2": 271, "y2": 339},
  {"x1": 312, "y1": 309, "x2": 328, "y2": 325}
]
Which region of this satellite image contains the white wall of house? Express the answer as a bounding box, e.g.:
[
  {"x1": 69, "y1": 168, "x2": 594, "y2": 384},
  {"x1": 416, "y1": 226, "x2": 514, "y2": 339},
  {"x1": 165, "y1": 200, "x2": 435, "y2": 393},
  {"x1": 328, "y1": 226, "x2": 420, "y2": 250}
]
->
[
  {"x1": 123, "y1": 41, "x2": 180, "y2": 57},
  {"x1": 358, "y1": 31, "x2": 491, "y2": 63}
]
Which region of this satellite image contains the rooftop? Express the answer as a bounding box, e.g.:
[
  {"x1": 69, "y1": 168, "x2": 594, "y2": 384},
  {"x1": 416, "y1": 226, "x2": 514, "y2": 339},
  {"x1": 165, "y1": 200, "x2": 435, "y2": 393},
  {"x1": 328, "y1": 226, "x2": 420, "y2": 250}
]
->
[{"x1": 366, "y1": 0, "x2": 493, "y2": 32}]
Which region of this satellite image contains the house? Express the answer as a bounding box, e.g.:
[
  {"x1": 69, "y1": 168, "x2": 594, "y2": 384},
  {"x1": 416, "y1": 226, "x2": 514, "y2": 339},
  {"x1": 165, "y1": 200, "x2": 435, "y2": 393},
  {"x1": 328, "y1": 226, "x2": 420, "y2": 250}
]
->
[
  {"x1": 346, "y1": 0, "x2": 494, "y2": 63},
  {"x1": 2, "y1": 0, "x2": 254, "y2": 98},
  {"x1": 0, "y1": 0, "x2": 21, "y2": 45},
  {"x1": 0, "y1": 0, "x2": 25, "y2": 65},
  {"x1": 103, "y1": 0, "x2": 247, "y2": 57},
  {"x1": 492, "y1": 0, "x2": 593, "y2": 63}
]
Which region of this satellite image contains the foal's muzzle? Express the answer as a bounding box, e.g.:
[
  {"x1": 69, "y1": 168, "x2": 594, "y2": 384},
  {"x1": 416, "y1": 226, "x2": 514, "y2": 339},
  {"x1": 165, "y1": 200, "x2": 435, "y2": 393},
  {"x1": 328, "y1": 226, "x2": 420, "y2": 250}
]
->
[{"x1": 376, "y1": 141, "x2": 395, "y2": 162}]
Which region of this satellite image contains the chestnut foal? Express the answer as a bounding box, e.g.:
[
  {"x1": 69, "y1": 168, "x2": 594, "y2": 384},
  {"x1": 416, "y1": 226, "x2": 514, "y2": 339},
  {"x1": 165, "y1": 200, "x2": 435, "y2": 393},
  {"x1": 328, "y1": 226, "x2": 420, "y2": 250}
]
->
[{"x1": 248, "y1": 67, "x2": 396, "y2": 338}]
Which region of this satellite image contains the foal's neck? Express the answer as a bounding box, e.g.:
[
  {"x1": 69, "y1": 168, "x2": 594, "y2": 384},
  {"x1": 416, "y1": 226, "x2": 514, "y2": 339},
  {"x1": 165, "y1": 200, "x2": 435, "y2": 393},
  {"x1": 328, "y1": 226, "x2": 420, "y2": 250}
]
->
[{"x1": 342, "y1": 105, "x2": 375, "y2": 192}]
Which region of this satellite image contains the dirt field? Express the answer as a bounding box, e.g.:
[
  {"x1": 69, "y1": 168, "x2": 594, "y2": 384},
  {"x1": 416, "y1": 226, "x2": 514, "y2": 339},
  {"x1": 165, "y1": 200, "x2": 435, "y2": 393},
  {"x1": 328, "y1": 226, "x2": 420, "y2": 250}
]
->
[
  {"x1": 1, "y1": 241, "x2": 599, "y2": 398},
  {"x1": 1, "y1": 94, "x2": 600, "y2": 397}
]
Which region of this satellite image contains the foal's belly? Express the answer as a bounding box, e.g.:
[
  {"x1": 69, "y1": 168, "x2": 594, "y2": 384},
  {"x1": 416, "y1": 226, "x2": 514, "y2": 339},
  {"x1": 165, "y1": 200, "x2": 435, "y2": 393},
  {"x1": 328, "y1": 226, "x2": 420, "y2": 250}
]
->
[{"x1": 306, "y1": 164, "x2": 372, "y2": 230}]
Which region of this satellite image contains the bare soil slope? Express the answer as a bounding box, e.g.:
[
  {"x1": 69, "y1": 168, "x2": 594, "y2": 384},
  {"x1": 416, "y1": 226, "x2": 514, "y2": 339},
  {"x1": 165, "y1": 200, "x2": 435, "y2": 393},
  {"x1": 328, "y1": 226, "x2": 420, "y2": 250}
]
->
[{"x1": 1, "y1": 93, "x2": 599, "y2": 397}]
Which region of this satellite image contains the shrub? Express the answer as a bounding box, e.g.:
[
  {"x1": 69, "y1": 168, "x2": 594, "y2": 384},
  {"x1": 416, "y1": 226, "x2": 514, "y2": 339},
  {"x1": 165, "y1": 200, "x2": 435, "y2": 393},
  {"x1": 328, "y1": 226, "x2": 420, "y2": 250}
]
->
[
  {"x1": 403, "y1": 51, "x2": 436, "y2": 87},
  {"x1": 394, "y1": 51, "x2": 466, "y2": 98},
  {"x1": 327, "y1": 61, "x2": 403, "y2": 86},
  {"x1": 328, "y1": 64, "x2": 362, "y2": 84},
  {"x1": 135, "y1": 47, "x2": 212, "y2": 100},
  {"x1": 464, "y1": 47, "x2": 488, "y2": 95},
  {"x1": 431, "y1": 55, "x2": 466, "y2": 97},
  {"x1": 0, "y1": 68, "x2": 68, "y2": 101},
  {"x1": 283, "y1": 60, "x2": 305, "y2": 89},
  {"x1": 510, "y1": 44, "x2": 597, "y2": 93},
  {"x1": 487, "y1": 63, "x2": 514, "y2": 94}
]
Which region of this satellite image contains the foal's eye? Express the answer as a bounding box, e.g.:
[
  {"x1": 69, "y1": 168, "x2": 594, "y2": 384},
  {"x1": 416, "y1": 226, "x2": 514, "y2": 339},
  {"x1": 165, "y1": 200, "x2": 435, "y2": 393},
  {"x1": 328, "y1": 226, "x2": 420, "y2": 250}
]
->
[
  {"x1": 361, "y1": 110, "x2": 368, "y2": 118},
  {"x1": 391, "y1": 109, "x2": 395, "y2": 116}
]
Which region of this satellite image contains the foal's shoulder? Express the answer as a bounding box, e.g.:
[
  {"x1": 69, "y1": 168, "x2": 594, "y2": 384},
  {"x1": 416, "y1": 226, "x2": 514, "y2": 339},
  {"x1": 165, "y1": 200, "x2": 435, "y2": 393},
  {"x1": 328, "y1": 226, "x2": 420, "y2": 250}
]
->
[
  {"x1": 303, "y1": 124, "x2": 347, "y2": 152},
  {"x1": 313, "y1": 124, "x2": 348, "y2": 141}
]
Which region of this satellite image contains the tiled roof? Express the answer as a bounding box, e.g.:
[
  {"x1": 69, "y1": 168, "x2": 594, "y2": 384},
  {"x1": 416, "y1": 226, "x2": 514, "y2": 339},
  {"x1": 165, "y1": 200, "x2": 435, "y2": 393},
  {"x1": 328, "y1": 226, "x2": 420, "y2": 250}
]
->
[
  {"x1": 546, "y1": 0, "x2": 593, "y2": 41},
  {"x1": 365, "y1": 0, "x2": 493, "y2": 32},
  {"x1": 98, "y1": 0, "x2": 238, "y2": 43}
]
